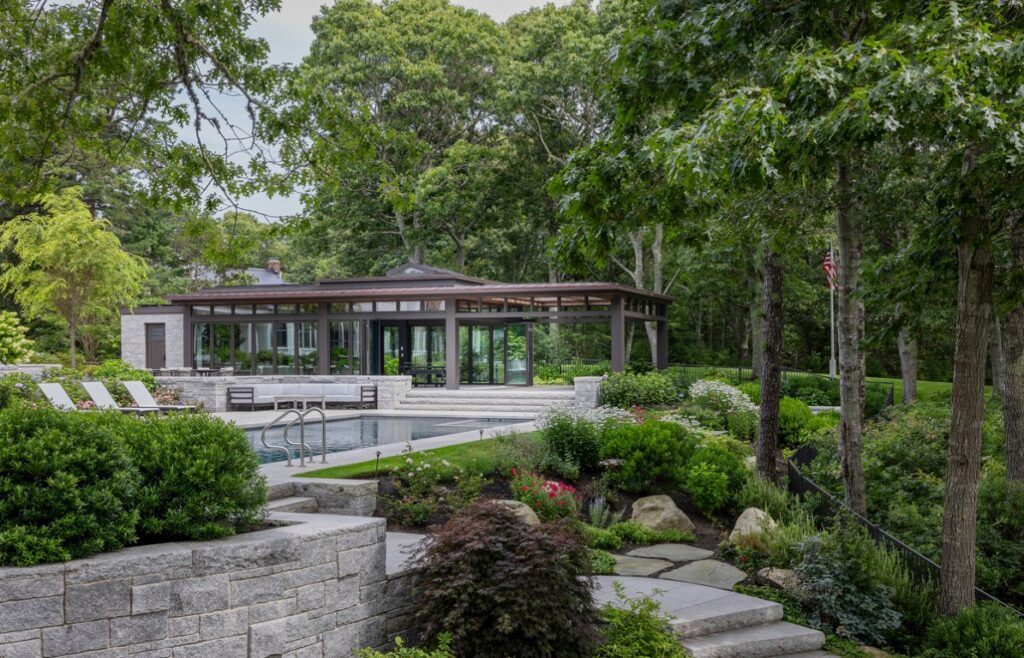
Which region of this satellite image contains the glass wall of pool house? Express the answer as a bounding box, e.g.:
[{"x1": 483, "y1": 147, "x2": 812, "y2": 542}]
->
[{"x1": 120, "y1": 264, "x2": 671, "y2": 388}]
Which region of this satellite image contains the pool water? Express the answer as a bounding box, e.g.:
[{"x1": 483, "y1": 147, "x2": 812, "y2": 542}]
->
[{"x1": 247, "y1": 416, "x2": 524, "y2": 463}]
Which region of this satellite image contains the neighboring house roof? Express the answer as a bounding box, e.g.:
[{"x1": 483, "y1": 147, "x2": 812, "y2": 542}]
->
[{"x1": 191, "y1": 265, "x2": 283, "y2": 286}]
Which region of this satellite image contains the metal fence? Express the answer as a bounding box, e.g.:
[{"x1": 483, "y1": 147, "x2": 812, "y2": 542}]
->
[{"x1": 786, "y1": 449, "x2": 1022, "y2": 617}]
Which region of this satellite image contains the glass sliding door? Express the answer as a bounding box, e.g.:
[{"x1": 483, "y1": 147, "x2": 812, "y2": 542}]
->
[
  {"x1": 193, "y1": 323, "x2": 211, "y2": 368},
  {"x1": 493, "y1": 326, "x2": 505, "y2": 384},
  {"x1": 232, "y1": 323, "x2": 252, "y2": 374},
  {"x1": 276, "y1": 322, "x2": 296, "y2": 374},
  {"x1": 298, "y1": 322, "x2": 317, "y2": 374},
  {"x1": 506, "y1": 323, "x2": 529, "y2": 384},
  {"x1": 254, "y1": 322, "x2": 274, "y2": 374},
  {"x1": 382, "y1": 324, "x2": 400, "y2": 375}
]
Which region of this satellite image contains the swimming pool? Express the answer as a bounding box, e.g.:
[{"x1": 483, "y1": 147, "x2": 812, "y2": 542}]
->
[{"x1": 247, "y1": 416, "x2": 524, "y2": 463}]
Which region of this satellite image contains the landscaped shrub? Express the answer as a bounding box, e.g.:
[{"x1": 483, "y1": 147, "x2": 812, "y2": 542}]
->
[
  {"x1": 582, "y1": 523, "x2": 624, "y2": 551},
  {"x1": 688, "y1": 379, "x2": 757, "y2": 415},
  {"x1": 414, "y1": 501, "x2": 599, "y2": 658},
  {"x1": 586, "y1": 496, "x2": 625, "y2": 528},
  {"x1": 383, "y1": 452, "x2": 485, "y2": 527},
  {"x1": 800, "y1": 410, "x2": 840, "y2": 439},
  {"x1": 682, "y1": 439, "x2": 747, "y2": 515},
  {"x1": 0, "y1": 372, "x2": 36, "y2": 409},
  {"x1": 665, "y1": 401, "x2": 723, "y2": 429},
  {"x1": 921, "y1": 602, "x2": 1024, "y2": 657},
  {"x1": 607, "y1": 521, "x2": 694, "y2": 545},
  {"x1": 510, "y1": 469, "x2": 580, "y2": 521},
  {"x1": 726, "y1": 410, "x2": 758, "y2": 441},
  {"x1": 795, "y1": 521, "x2": 901, "y2": 646},
  {"x1": 595, "y1": 582, "x2": 685, "y2": 658},
  {"x1": 0, "y1": 408, "x2": 141, "y2": 565},
  {"x1": 129, "y1": 414, "x2": 266, "y2": 541},
  {"x1": 356, "y1": 635, "x2": 453, "y2": 658},
  {"x1": 0, "y1": 311, "x2": 33, "y2": 363},
  {"x1": 589, "y1": 548, "x2": 616, "y2": 575},
  {"x1": 599, "y1": 372, "x2": 678, "y2": 408},
  {"x1": 538, "y1": 407, "x2": 604, "y2": 472},
  {"x1": 778, "y1": 396, "x2": 813, "y2": 446},
  {"x1": 599, "y1": 421, "x2": 698, "y2": 493}
]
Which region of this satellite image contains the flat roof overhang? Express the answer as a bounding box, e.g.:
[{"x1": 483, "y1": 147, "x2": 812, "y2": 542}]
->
[{"x1": 166, "y1": 281, "x2": 673, "y2": 305}]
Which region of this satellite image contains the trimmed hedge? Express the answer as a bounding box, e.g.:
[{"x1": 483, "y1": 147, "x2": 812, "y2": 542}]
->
[
  {"x1": 0, "y1": 407, "x2": 266, "y2": 566},
  {"x1": 599, "y1": 372, "x2": 678, "y2": 408}
]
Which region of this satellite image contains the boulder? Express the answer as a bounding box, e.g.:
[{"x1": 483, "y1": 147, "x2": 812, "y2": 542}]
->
[
  {"x1": 631, "y1": 495, "x2": 695, "y2": 534},
  {"x1": 756, "y1": 567, "x2": 800, "y2": 593},
  {"x1": 728, "y1": 507, "x2": 777, "y2": 543},
  {"x1": 492, "y1": 500, "x2": 540, "y2": 526}
]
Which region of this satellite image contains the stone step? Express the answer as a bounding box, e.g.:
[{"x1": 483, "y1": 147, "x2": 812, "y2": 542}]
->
[
  {"x1": 266, "y1": 496, "x2": 318, "y2": 513},
  {"x1": 399, "y1": 398, "x2": 571, "y2": 407},
  {"x1": 668, "y1": 593, "x2": 783, "y2": 639},
  {"x1": 404, "y1": 389, "x2": 575, "y2": 399},
  {"x1": 774, "y1": 652, "x2": 838, "y2": 658},
  {"x1": 396, "y1": 403, "x2": 552, "y2": 413},
  {"x1": 266, "y1": 481, "x2": 294, "y2": 502},
  {"x1": 680, "y1": 622, "x2": 826, "y2": 658}
]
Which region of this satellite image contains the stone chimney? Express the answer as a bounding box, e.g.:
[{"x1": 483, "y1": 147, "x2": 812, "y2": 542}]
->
[{"x1": 266, "y1": 259, "x2": 282, "y2": 274}]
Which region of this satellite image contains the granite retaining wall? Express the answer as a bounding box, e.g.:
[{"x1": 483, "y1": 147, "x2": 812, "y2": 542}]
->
[{"x1": 0, "y1": 513, "x2": 393, "y2": 658}]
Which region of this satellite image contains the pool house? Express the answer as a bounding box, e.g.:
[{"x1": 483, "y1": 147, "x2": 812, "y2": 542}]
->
[{"x1": 121, "y1": 263, "x2": 671, "y2": 389}]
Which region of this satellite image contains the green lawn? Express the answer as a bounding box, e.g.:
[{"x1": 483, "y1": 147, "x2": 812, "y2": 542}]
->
[
  {"x1": 866, "y1": 376, "x2": 993, "y2": 404},
  {"x1": 297, "y1": 432, "x2": 540, "y2": 479}
]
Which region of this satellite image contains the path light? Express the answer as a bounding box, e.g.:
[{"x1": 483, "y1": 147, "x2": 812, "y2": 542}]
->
[
  {"x1": 374, "y1": 450, "x2": 382, "y2": 480},
  {"x1": 479, "y1": 428, "x2": 484, "y2": 440}
]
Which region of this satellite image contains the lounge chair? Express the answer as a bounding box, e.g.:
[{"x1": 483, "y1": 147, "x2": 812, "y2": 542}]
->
[
  {"x1": 38, "y1": 382, "x2": 81, "y2": 411},
  {"x1": 122, "y1": 380, "x2": 196, "y2": 413},
  {"x1": 81, "y1": 381, "x2": 156, "y2": 414}
]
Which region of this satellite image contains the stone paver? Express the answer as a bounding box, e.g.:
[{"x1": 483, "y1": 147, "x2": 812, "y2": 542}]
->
[
  {"x1": 611, "y1": 555, "x2": 673, "y2": 577},
  {"x1": 626, "y1": 543, "x2": 713, "y2": 563},
  {"x1": 659, "y1": 559, "x2": 747, "y2": 589}
]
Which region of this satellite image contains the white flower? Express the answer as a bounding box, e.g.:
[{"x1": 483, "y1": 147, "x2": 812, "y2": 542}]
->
[
  {"x1": 405, "y1": 457, "x2": 413, "y2": 464},
  {"x1": 537, "y1": 404, "x2": 633, "y2": 429},
  {"x1": 687, "y1": 379, "x2": 758, "y2": 414},
  {"x1": 442, "y1": 460, "x2": 451, "y2": 468},
  {"x1": 423, "y1": 463, "x2": 431, "y2": 469}
]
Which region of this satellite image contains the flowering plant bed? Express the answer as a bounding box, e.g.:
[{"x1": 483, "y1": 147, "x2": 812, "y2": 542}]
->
[{"x1": 510, "y1": 468, "x2": 581, "y2": 521}]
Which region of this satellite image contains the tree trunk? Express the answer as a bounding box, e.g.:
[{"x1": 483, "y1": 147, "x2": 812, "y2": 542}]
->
[
  {"x1": 751, "y1": 294, "x2": 763, "y2": 380},
  {"x1": 836, "y1": 157, "x2": 867, "y2": 515},
  {"x1": 1004, "y1": 307, "x2": 1024, "y2": 482},
  {"x1": 68, "y1": 319, "x2": 76, "y2": 369},
  {"x1": 1002, "y1": 211, "x2": 1024, "y2": 483},
  {"x1": 644, "y1": 321, "x2": 658, "y2": 368},
  {"x1": 756, "y1": 242, "x2": 783, "y2": 481},
  {"x1": 897, "y1": 326, "x2": 918, "y2": 404},
  {"x1": 989, "y1": 317, "x2": 1004, "y2": 398},
  {"x1": 939, "y1": 196, "x2": 994, "y2": 616}
]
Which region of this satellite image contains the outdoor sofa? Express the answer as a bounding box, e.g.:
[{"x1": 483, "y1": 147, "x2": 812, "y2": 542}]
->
[{"x1": 227, "y1": 383, "x2": 378, "y2": 411}]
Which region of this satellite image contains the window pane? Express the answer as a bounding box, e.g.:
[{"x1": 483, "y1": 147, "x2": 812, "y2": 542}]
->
[
  {"x1": 276, "y1": 322, "x2": 295, "y2": 374},
  {"x1": 254, "y1": 323, "x2": 274, "y2": 374},
  {"x1": 298, "y1": 322, "x2": 317, "y2": 374},
  {"x1": 423, "y1": 300, "x2": 446, "y2": 311},
  {"x1": 330, "y1": 321, "x2": 350, "y2": 374},
  {"x1": 193, "y1": 323, "x2": 211, "y2": 368},
  {"x1": 233, "y1": 323, "x2": 252, "y2": 374},
  {"x1": 330, "y1": 303, "x2": 350, "y2": 313},
  {"x1": 277, "y1": 304, "x2": 297, "y2": 314},
  {"x1": 213, "y1": 324, "x2": 231, "y2": 367},
  {"x1": 193, "y1": 305, "x2": 212, "y2": 316},
  {"x1": 376, "y1": 301, "x2": 397, "y2": 312},
  {"x1": 234, "y1": 305, "x2": 254, "y2": 315},
  {"x1": 213, "y1": 305, "x2": 232, "y2": 315},
  {"x1": 399, "y1": 300, "x2": 421, "y2": 311},
  {"x1": 256, "y1": 304, "x2": 275, "y2": 315},
  {"x1": 352, "y1": 302, "x2": 372, "y2": 312},
  {"x1": 299, "y1": 304, "x2": 319, "y2": 314}
]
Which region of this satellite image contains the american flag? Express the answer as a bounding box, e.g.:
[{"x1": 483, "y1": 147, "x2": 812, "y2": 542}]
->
[{"x1": 822, "y1": 248, "x2": 837, "y2": 289}]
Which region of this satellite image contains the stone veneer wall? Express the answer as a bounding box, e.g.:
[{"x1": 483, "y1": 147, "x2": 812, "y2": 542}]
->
[
  {"x1": 573, "y1": 376, "x2": 604, "y2": 409},
  {"x1": 121, "y1": 313, "x2": 185, "y2": 369},
  {"x1": 0, "y1": 364, "x2": 60, "y2": 380},
  {"x1": 0, "y1": 513, "x2": 394, "y2": 658},
  {"x1": 157, "y1": 375, "x2": 413, "y2": 413}
]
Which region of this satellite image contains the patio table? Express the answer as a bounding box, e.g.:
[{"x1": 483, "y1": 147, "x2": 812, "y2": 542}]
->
[{"x1": 272, "y1": 395, "x2": 326, "y2": 410}]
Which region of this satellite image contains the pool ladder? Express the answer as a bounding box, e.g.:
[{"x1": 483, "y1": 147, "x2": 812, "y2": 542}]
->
[{"x1": 259, "y1": 408, "x2": 327, "y2": 467}]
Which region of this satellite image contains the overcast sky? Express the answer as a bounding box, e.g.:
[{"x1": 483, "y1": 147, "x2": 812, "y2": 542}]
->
[{"x1": 228, "y1": 0, "x2": 571, "y2": 218}]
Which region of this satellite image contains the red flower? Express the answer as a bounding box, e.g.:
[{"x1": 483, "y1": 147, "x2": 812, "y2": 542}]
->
[{"x1": 520, "y1": 485, "x2": 528, "y2": 492}]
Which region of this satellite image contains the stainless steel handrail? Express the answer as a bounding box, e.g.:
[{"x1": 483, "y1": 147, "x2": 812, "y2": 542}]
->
[
  {"x1": 260, "y1": 409, "x2": 304, "y2": 466},
  {"x1": 298, "y1": 407, "x2": 328, "y2": 465},
  {"x1": 282, "y1": 416, "x2": 315, "y2": 462}
]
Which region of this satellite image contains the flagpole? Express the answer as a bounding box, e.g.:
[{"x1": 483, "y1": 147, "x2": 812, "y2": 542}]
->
[{"x1": 828, "y1": 241, "x2": 837, "y2": 378}]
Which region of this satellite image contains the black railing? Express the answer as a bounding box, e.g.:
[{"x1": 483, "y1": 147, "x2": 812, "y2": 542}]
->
[{"x1": 786, "y1": 453, "x2": 1022, "y2": 617}]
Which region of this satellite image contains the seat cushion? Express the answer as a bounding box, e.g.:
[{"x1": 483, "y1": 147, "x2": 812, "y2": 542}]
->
[{"x1": 297, "y1": 384, "x2": 323, "y2": 396}]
